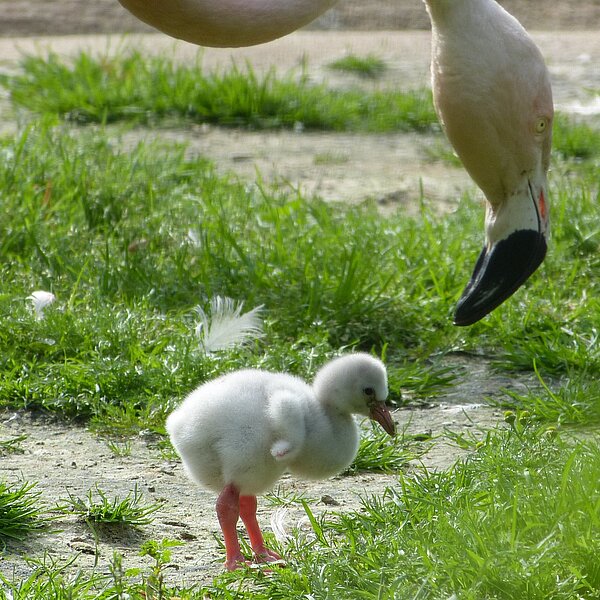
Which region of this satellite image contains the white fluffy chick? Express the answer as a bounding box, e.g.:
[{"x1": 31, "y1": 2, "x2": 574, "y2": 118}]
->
[{"x1": 166, "y1": 352, "x2": 395, "y2": 570}]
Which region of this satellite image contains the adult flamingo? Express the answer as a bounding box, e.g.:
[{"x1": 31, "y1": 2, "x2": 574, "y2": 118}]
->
[{"x1": 118, "y1": 0, "x2": 553, "y2": 326}]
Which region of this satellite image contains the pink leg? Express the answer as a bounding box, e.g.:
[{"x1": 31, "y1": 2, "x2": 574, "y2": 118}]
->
[
  {"x1": 239, "y1": 495, "x2": 283, "y2": 564},
  {"x1": 216, "y1": 484, "x2": 248, "y2": 571}
]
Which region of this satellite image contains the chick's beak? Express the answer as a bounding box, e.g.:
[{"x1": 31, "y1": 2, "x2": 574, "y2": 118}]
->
[{"x1": 369, "y1": 401, "x2": 396, "y2": 436}]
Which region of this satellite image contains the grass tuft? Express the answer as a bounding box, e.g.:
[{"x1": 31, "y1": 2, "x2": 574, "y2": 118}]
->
[
  {"x1": 0, "y1": 555, "x2": 106, "y2": 598},
  {"x1": 0, "y1": 481, "x2": 47, "y2": 545},
  {"x1": 349, "y1": 422, "x2": 419, "y2": 473},
  {"x1": 0, "y1": 434, "x2": 27, "y2": 455},
  {"x1": 59, "y1": 485, "x2": 162, "y2": 529},
  {"x1": 328, "y1": 54, "x2": 388, "y2": 79},
  {"x1": 499, "y1": 365, "x2": 600, "y2": 427}
]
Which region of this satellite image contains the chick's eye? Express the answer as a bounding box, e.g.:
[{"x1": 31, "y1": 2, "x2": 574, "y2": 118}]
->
[{"x1": 363, "y1": 387, "x2": 375, "y2": 397}]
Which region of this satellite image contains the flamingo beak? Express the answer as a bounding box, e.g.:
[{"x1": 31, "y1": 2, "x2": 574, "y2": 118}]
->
[
  {"x1": 369, "y1": 401, "x2": 396, "y2": 436},
  {"x1": 454, "y1": 175, "x2": 549, "y2": 326}
]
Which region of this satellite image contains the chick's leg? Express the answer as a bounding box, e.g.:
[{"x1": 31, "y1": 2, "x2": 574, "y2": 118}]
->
[
  {"x1": 216, "y1": 484, "x2": 247, "y2": 570},
  {"x1": 239, "y1": 494, "x2": 283, "y2": 564}
]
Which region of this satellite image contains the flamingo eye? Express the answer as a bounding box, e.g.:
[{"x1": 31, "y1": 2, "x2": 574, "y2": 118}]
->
[
  {"x1": 535, "y1": 117, "x2": 549, "y2": 134},
  {"x1": 363, "y1": 387, "x2": 375, "y2": 397}
]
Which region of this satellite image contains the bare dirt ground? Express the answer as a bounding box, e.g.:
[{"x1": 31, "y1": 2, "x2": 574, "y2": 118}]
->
[{"x1": 0, "y1": 0, "x2": 599, "y2": 589}]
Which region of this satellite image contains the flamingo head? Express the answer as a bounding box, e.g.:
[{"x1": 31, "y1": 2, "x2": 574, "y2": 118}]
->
[
  {"x1": 452, "y1": 101, "x2": 553, "y2": 326},
  {"x1": 453, "y1": 178, "x2": 549, "y2": 326}
]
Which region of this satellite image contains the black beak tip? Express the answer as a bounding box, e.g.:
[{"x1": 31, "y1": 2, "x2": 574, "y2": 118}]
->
[{"x1": 453, "y1": 230, "x2": 547, "y2": 327}]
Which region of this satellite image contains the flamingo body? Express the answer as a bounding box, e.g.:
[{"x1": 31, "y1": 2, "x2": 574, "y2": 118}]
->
[{"x1": 118, "y1": 0, "x2": 338, "y2": 47}]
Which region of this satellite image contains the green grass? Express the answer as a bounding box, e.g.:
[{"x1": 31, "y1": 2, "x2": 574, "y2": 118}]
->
[
  {"x1": 0, "y1": 119, "x2": 599, "y2": 432},
  {"x1": 0, "y1": 434, "x2": 27, "y2": 456},
  {"x1": 328, "y1": 54, "x2": 388, "y2": 79},
  {"x1": 0, "y1": 555, "x2": 107, "y2": 599},
  {"x1": 240, "y1": 429, "x2": 600, "y2": 600},
  {"x1": 553, "y1": 113, "x2": 600, "y2": 160},
  {"x1": 0, "y1": 122, "x2": 466, "y2": 432},
  {"x1": 0, "y1": 481, "x2": 47, "y2": 546},
  {"x1": 500, "y1": 367, "x2": 600, "y2": 427},
  {"x1": 106, "y1": 439, "x2": 132, "y2": 457},
  {"x1": 59, "y1": 485, "x2": 162, "y2": 529},
  {"x1": 0, "y1": 51, "x2": 437, "y2": 132},
  {"x1": 265, "y1": 487, "x2": 318, "y2": 507},
  {"x1": 0, "y1": 542, "x2": 182, "y2": 599},
  {"x1": 348, "y1": 422, "x2": 420, "y2": 473}
]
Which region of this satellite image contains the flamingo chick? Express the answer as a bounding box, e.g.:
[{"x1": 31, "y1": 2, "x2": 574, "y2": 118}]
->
[
  {"x1": 424, "y1": 0, "x2": 553, "y2": 325},
  {"x1": 166, "y1": 353, "x2": 395, "y2": 570}
]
